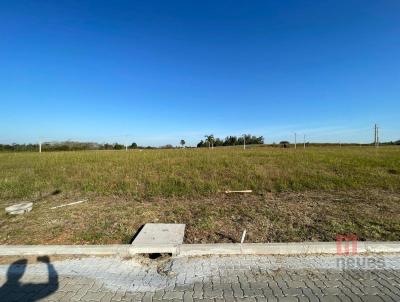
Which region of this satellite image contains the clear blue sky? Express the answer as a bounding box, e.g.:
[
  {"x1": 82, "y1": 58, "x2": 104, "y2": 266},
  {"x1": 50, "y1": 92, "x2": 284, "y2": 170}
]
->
[{"x1": 1, "y1": 1, "x2": 399, "y2": 146}]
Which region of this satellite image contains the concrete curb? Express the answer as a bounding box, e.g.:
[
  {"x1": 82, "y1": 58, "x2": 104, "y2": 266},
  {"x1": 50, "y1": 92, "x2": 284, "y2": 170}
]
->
[
  {"x1": 177, "y1": 242, "x2": 400, "y2": 256},
  {"x1": 0, "y1": 245, "x2": 130, "y2": 257},
  {"x1": 0, "y1": 242, "x2": 399, "y2": 257}
]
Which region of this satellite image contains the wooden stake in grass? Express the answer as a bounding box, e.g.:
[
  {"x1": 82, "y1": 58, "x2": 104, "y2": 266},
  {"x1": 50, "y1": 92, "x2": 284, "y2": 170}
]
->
[
  {"x1": 50, "y1": 199, "x2": 88, "y2": 210},
  {"x1": 240, "y1": 229, "x2": 247, "y2": 244}
]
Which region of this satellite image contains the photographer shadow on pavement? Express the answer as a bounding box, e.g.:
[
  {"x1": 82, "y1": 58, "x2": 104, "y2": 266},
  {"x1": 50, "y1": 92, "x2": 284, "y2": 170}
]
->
[{"x1": 0, "y1": 256, "x2": 59, "y2": 302}]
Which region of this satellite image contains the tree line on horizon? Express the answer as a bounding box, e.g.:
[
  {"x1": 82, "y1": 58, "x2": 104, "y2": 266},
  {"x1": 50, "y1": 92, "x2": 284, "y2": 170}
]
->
[
  {"x1": 197, "y1": 134, "x2": 264, "y2": 148},
  {"x1": 0, "y1": 141, "x2": 194, "y2": 152},
  {"x1": 0, "y1": 142, "x2": 139, "y2": 152},
  {"x1": 1, "y1": 139, "x2": 399, "y2": 152}
]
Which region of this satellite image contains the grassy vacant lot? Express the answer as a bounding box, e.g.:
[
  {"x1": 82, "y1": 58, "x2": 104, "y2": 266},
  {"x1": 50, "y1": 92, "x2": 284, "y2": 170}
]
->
[{"x1": 0, "y1": 146, "x2": 399, "y2": 244}]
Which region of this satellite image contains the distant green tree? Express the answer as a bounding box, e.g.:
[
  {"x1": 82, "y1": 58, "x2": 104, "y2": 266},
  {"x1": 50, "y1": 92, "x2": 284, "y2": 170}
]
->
[
  {"x1": 197, "y1": 140, "x2": 206, "y2": 148},
  {"x1": 129, "y1": 142, "x2": 138, "y2": 149},
  {"x1": 214, "y1": 138, "x2": 223, "y2": 147},
  {"x1": 180, "y1": 139, "x2": 186, "y2": 148},
  {"x1": 204, "y1": 134, "x2": 214, "y2": 149},
  {"x1": 113, "y1": 143, "x2": 125, "y2": 150},
  {"x1": 223, "y1": 136, "x2": 238, "y2": 146}
]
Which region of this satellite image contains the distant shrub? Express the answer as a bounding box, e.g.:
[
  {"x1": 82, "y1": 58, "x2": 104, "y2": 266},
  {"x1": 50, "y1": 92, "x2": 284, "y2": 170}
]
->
[
  {"x1": 161, "y1": 144, "x2": 174, "y2": 149},
  {"x1": 279, "y1": 141, "x2": 290, "y2": 148}
]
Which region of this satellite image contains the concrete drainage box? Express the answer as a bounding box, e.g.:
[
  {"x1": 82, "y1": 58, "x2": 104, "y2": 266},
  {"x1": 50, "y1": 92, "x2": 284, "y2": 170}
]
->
[{"x1": 132, "y1": 223, "x2": 186, "y2": 245}]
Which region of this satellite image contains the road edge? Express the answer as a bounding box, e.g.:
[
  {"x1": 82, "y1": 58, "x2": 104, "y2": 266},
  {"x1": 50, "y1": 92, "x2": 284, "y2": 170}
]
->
[{"x1": 0, "y1": 241, "x2": 399, "y2": 257}]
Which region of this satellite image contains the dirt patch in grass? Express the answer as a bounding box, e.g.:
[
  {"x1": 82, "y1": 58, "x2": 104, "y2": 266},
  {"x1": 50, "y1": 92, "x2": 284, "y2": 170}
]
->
[{"x1": 0, "y1": 190, "x2": 399, "y2": 244}]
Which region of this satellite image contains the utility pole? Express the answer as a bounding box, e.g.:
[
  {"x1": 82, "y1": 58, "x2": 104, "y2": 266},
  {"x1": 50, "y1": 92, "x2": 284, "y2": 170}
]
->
[
  {"x1": 243, "y1": 134, "x2": 246, "y2": 150},
  {"x1": 377, "y1": 126, "x2": 379, "y2": 147},
  {"x1": 375, "y1": 124, "x2": 379, "y2": 148},
  {"x1": 303, "y1": 134, "x2": 306, "y2": 149},
  {"x1": 294, "y1": 133, "x2": 297, "y2": 149},
  {"x1": 39, "y1": 141, "x2": 42, "y2": 153}
]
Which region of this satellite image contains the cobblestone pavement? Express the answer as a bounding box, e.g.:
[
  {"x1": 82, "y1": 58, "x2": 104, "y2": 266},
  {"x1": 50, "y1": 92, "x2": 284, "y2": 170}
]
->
[{"x1": 0, "y1": 254, "x2": 400, "y2": 301}]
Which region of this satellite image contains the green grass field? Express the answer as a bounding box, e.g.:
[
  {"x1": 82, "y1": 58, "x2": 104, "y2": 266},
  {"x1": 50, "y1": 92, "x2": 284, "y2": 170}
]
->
[{"x1": 0, "y1": 146, "x2": 399, "y2": 244}]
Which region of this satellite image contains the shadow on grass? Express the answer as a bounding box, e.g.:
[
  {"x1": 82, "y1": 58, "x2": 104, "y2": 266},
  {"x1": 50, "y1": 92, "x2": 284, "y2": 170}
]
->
[{"x1": 0, "y1": 256, "x2": 58, "y2": 301}]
